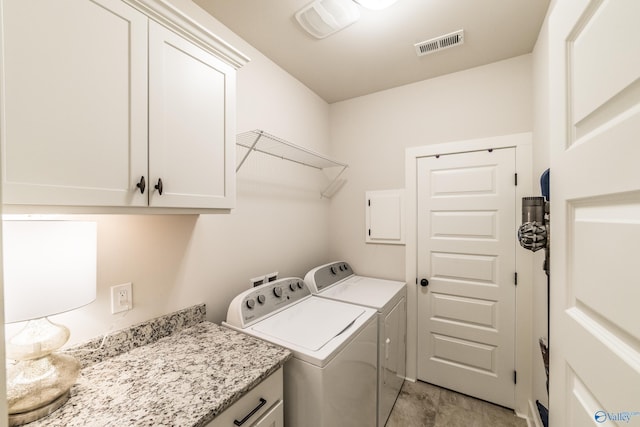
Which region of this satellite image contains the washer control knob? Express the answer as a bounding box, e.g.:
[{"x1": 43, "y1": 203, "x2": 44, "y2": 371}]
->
[
  {"x1": 289, "y1": 282, "x2": 297, "y2": 291},
  {"x1": 330, "y1": 266, "x2": 337, "y2": 275},
  {"x1": 257, "y1": 295, "x2": 266, "y2": 304},
  {"x1": 273, "y1": 287, "x2": 283, "y2": 297},
  {"x1": 246, "y1": 299, "x2": 256, "y2": 309},
  {"x1": 297, "y1": 281, "x2": 304, "y2": 289}
]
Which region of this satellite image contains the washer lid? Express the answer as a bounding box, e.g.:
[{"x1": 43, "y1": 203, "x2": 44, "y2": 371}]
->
[
  {"x1": 319, "y1": 276, "x2": 406, "y2": 310},
  {"x1": 252, "y1": 297, "x2": 366, "y2": 351}
]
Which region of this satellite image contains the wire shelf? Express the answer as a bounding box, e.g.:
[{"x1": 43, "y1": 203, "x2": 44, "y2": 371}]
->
[{"x1": 236, "y1": 130, "x2": 348, "y2": 198}]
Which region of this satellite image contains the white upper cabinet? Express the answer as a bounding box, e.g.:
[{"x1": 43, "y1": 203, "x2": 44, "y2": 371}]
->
[
  {"x1": 148, "y1": 21, "x2": 235, "y2": 209},
  {"x1": 0, "y1": 0, "x2": 247, "y2": 211},
  {"x1": 1, "y1": 0, "x2": 149, "y2": 207}
]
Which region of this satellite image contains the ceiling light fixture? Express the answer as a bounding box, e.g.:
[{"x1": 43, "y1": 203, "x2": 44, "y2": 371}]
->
[
  {"x1": 295, "y1": 0, "x2": 360, "y2": 39},
  {"x1": 352, "y1": 0, "x2": 400, "y2": 10}
]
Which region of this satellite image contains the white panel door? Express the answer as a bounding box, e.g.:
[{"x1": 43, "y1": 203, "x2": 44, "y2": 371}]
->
[
  {"x1": 417, "y1": 148, "x2": 516, "y2": 408},
  {"x1": 549, "y1": 1, "x2": 640, "y2": 426},
  {"x1": 148, "y1": 21, "x2": 236, "y2": 209},
  {"x1": 1, "y1": 0, "x2": 148, "y2": 207}
]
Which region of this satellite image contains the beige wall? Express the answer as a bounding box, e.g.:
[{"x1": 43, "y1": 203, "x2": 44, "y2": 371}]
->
[{"x1": 327, "y1": 54, "x2": 534, "y2": 279}]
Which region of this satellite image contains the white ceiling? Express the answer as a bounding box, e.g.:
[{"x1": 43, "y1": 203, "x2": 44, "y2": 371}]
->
[{"x1": 194, "y1": 0, "x2": 550, "y2": 103}]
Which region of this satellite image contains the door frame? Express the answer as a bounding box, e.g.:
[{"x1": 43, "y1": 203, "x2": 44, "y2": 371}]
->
[{"x1": 404, "y1": 133, "x2": 533, "y2": 417}]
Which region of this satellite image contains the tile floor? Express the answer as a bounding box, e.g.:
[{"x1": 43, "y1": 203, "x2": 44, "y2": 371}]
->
[{"x1": 386, "y1": 380, "x2": 527, "y2": 427}]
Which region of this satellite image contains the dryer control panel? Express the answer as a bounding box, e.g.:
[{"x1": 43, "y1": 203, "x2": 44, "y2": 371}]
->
[
  {"x1": 226, "y1": 277, "x2": 311, "y2": 328},
  {"x1": 304, "y1": 261, "x2": 354, "y2": 292}
]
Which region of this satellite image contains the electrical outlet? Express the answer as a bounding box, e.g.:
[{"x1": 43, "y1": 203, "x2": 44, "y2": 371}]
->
[
  {"x1": 111, "y1": 282, "x2": 133, "y2": 314},
  {"x1": 265, "y1": 272, "x2": 278, "y2": 282},
  {"x1": 250, "y1": 276, "x2": 265, "y2": 288},
  {"x1": 250, "y1": 272, "x2": 279, "y2": 288}
]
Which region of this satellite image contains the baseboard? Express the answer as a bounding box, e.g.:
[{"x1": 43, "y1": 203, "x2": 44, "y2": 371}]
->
[{"x1": 528, "y1": 399, "x2": 544, "y2": 427}]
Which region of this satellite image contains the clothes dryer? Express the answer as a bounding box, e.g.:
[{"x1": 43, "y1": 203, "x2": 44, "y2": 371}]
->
[
  {"x1": 224, "y1": 277, "x2": 378, "y2": 427},
  {"x1": 304, "y1": 262, "x2": 406, "y2": 427}
]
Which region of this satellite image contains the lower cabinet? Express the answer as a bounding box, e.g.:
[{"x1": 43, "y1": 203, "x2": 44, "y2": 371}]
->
[{"x1": 206, "y1": 368, "x2": 283, "y2": 427}]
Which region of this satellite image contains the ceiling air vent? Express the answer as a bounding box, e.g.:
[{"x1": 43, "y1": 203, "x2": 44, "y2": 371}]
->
[{"x1": 414, "y1": 29, "x2": 464, "y2": 57}]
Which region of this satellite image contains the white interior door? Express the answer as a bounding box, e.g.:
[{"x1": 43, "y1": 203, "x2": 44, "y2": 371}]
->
[
  {"x1": 417, "y1": 148, "x2": 516, "y2": 408},
  {"x1": 549, "y1": 1, "x2": 640, "y2": 426}
]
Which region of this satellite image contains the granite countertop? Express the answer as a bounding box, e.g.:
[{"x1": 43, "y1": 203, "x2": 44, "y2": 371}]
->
[{"x1": 27, "y1": 320, "x2": 291, "y2": 427}]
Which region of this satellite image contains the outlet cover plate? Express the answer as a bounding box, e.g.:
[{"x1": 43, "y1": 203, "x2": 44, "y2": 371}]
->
[{"x1": 111, "y1": 282, "x2": 132, "y2": 314}]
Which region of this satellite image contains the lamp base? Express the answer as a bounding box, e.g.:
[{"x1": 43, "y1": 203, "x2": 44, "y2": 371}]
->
[
  {"x1": 6, "y1": 319, "x2": 81, "y2": 425},
  {"x1": 9, "y1": 391, "x2": 70, "y2": 427}
]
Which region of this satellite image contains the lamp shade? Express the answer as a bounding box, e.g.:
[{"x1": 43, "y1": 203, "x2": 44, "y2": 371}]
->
[{"x1": 3, "y1": 220, "x2": 97, "y2": 323}]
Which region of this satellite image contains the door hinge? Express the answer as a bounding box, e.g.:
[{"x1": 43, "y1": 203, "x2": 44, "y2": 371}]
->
[
  {"x1": 514, "y1": 272, "x2": 518, "y2": 286},
  {"x1": 514, "y1": 173, "x2": 518, "y2": 186},
  {"x1": 513, "y1": 370, "x2": 517, "y2": 384}
]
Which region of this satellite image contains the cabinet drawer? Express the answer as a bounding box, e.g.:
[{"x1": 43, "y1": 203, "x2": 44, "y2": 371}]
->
[{"x1": 206, "y1": 368, "x2": 283, "y2": 427}]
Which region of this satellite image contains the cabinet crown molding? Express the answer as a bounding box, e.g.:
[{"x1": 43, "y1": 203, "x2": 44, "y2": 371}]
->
[{"x1": 127, "y1": 0, "x2": 250, "y2": 69}]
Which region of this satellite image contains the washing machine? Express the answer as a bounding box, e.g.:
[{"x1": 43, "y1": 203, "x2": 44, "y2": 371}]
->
[
  {"x1": 304, "y1": 262, "x2": 406, "y2": 427},
  {"x1": 224, "y1": 277, "x2": 378, "y2": 427}
]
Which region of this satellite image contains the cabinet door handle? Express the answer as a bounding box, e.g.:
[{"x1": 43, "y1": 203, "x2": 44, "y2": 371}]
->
[
  {"x1": 136, "y1": 176, "x2": 146, "y2": 194},
  {"x1": 233, "y1": 398, "x2": 267, "y2": 426},
  {"x1": 154, "y1": 178, "x2": 163, "y2": 195}
]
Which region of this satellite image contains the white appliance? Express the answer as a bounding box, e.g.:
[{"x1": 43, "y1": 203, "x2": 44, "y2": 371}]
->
[
  {"x1": 224, "y1": 277, "x2": 378, "y2": 427},
  {"x1": 304, "y1": 262, "x2": 406, "y2": 427}
]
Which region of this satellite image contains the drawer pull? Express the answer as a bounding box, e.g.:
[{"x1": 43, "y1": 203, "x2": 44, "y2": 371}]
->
[{"x1": 233, "y1": 397, "x2": 267, "y2": 426}]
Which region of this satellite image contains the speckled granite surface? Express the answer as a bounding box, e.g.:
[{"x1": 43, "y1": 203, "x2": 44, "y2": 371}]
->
[
  {"x1": 27, "y1": 321, "x2": 291, "y2": 427},
  {"x1": 66, "y1": 304, "x2": 207, "y2": 369}
]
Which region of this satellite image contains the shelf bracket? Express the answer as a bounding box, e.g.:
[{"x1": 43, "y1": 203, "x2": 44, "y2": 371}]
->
[{"x1": 236, "y1": 132, "x2": 263, "y2": 172}]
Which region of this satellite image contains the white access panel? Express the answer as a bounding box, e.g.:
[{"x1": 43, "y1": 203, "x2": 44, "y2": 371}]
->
[{"x1": 366, "y1": 189, "x2": 405, "y2": 245}]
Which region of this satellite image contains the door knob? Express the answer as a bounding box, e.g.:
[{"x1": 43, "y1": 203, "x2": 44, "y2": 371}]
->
[{"x1": 420, "y1": 278, "x2": 429, "y2": 287}]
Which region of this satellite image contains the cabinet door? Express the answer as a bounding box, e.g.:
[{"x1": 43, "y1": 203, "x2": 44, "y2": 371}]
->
[
  {"x1": 380, "y1": 297, "x2": 406, "y2": 424},
  {"x1": 148, "y1": 22, "x2": 236, "y2": 209},
  {"x1": 1, "y1": 0, "x2": 148, "y2": 207},
  {"x1": 253, "y1": 400, "x2": 283, "y2": 427}
]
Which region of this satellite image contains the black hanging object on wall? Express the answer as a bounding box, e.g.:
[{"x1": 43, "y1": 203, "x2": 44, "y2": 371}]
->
[{"x1": 540, "y1": 168, "x2": 550, "y2": 201}]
